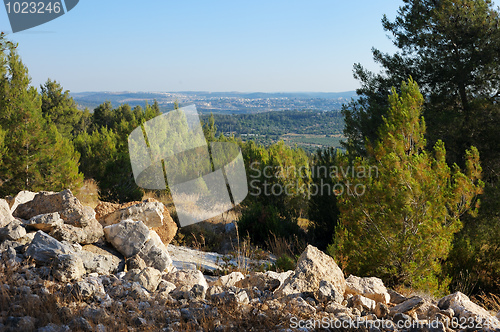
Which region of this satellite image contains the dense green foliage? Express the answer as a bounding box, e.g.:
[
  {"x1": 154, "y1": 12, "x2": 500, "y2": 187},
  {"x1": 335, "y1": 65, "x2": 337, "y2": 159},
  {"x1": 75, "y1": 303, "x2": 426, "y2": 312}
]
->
[
  {"x1": 73, "y1": 101, "x2": 161, "y2": 202},
  {"x1": 307, "y1": 147, "x2": 340, "y2": 250},
  {"x1": 238, "y1": 140, "x2": 310, "y2": 247},
  {"x1": 340, "y1": 0, "x2": 500, "y2": 293},
  {"x1": 41, "y1": 79, "x2": 87, "y2": 139},
  {"x1": 0, "y1": 34, "x2": 82, "y2": 196},
  {"x1": 343, "y1": 0, "x2": 500, "y2": 160},
  {"x1": 329, "y1": 80, "x2": 483, "y2": 295},
  {"x1": 203, "y1": 110, "x2": 343, "y2": 136}
]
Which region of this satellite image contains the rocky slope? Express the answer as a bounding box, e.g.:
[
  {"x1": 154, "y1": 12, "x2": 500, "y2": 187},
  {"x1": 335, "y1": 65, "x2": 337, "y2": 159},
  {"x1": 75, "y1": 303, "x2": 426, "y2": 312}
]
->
[{"x1": 0, "y1": 190, "x2": 499, "y2": 331}]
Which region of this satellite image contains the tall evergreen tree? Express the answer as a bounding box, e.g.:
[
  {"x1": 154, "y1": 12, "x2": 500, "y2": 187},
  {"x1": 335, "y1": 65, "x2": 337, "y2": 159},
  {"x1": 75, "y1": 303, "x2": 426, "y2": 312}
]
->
[
  {"x1": 40, "y1": 79, "x2": 82, "y2": 139},
  {"x1": 92, "y1": 101, "x2": 114, "y2": 130},
  {"x1": 330, "y1": 80, "x2": 484, "y2": 294},
  {"x1": 203, "y1": 113, "x2": 217, "y2": 142},
  {"x1": 308, "y1": 147, "x2": 340, "y2": 250},
  {"x1": 341, "y1": 0, "x2": 500, "y2": 293},
  {"x1": 343, "y1": 0, "x2": 500, "y2": 166},
  {"x1": 0, "y1": 38, "x2": 82, "y2": 195}
]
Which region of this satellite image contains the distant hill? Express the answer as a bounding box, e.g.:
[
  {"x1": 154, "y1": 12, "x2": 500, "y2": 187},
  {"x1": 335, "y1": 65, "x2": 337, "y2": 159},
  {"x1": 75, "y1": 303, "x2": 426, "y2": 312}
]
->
[{"x1": 70, "y1": 91, "x2": 357, "y2": 114}]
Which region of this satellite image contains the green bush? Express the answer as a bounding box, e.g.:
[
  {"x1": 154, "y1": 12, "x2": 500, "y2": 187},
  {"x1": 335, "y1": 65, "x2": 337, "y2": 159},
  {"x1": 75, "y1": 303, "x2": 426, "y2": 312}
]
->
[
  {"x1": 237, "y1": 202, "x2": 301, "y2": 248},
  {"x1": 273, "y1": 255, "x2": 296, "y2": 272}
]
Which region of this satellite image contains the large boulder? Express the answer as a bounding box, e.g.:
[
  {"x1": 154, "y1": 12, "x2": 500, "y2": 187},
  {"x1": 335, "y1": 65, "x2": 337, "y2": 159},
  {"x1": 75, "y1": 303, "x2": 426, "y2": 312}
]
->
[
  {"x1": 53, "y1": 254, "x2": 86, "y2": 282},
  {"x1": 50, "y1": 217, "x2": 104, "y2": 245},
  {"x1": 96, "y1": 198, "x2": 177, "y2": 245},
  {"x1": 274, "y1": 245, "x2": 346, "y2": 303},
  {"x1": 13, "y1": 190, "x2": 89, "y2": 227},
  {"x1": 265, "y1": 270, "x2": 294, "y2": 287},
  {"x1": 101, "y1": 201, "x2": 164, "y2": 228},
  {"x1": 103, "y1": 219, "x2": 150, "y2": 257},
  {"x1": 415, "y1": 299, "x2": 440, "y2": 320},
  {"x1": 77, "y1": 247, "x2": 123, "y2": 275},
  {"x1": 79, "y1": 206, "x2": 98, "y2": 227},
  {"x1": 6, "y1": 190, "x2": 36, "y2": 213},
  {"x1": 317, "y1": 280, "x2": 343, "y2": 303},
  {"x1": 388, "y1": 289, "x2": 408, "y2": 304},
  {"x1": 0, "y1": 219, "x2": 26, "y2": 241},
  {"x1": 284, "y1": 297, "x2": 316, "y2": 317},
  {"x1": 0, "y1": 199, "x2": 15, "y2": 228},
  {"x1": 127, "y1": 254, "x2": 147, "y2": 270},
  {"x1": 389, "y1": 296, "x2": 426, "y2": 316},
  {"x1": 72, "y1": 277, "x2": 106, "y2": 301},
  {"x1": 345, "y1": 275, "x2": 391, "y2": 304},
  {"x1": 94, "y1": 201, "x2": 120, "y2": 221},
  {"x1": 24, "y1": 212, "x2": 63, "y2": 232},
  {"x1": 134, "y1": 267, "x2": 162, "y2": 292},
  {"x1": 151, "y1": 212, "x2": 178, "y2": 246},
  {"x1": 438, "y1": 292, "x2": 500, "y2": 328},
  {"x1": 164, "y1": 270, "x2": 208, "y2": 293},
  {"x1": 137, "y1": 230, "x2": 173, "y2": 272},
  {"x1": 25, "y1": 231, "x2": 74, "y2": 263},
  {"x1": 348, "y1": 294, "x2": 377, "y2": 312},
  {"x1": 212, "y1": 271, "x2": 245, "y2": 288}
]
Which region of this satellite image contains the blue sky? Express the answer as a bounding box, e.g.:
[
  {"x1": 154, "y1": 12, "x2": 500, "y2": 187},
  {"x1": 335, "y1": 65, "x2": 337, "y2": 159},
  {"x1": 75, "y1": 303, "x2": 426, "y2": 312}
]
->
[{"x1": 2, "y1": 1, "x2": 407, "y2": 93}]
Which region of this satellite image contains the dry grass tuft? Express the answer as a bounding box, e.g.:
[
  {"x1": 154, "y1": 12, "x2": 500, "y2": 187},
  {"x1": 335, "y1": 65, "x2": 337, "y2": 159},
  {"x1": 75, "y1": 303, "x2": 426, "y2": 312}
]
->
[
  {"x1": 74, "y1": 179, "x2": 100, "y2": 208},
  {"x1": 265, "y1": 232, "x2": 306, "y2": 260},
  {"x1": 472, "y1": 292, "x2": 500, "y2": 314},
  {"x1": 142, "y1": 190, "x2": 174, "y2": 208},
  {"x1": 453, "y1": 269, "x2": 479, "y2": 297},
  {"x1": 393, "y1": 285, "x2": 437, "y2": 302}
]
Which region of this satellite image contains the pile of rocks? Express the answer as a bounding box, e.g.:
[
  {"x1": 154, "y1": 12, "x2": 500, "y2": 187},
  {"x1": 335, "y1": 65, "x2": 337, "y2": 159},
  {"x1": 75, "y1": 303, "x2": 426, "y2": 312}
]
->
[
  {"x1": 0, "y1": 190, "x2": 499, "y2": 331},
  {"x1": 0, "y1": 189, "x2": 177, "y2": 282}
]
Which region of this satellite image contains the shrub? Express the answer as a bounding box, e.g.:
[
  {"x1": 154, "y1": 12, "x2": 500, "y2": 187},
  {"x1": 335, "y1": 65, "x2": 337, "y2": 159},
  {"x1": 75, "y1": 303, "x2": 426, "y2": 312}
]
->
[
  {"x1": 273, "y1": 255, "x2": 296, "y2": 272},
  {"x1": 237, "y1": 202, "x2": 301, "y2": 248}
]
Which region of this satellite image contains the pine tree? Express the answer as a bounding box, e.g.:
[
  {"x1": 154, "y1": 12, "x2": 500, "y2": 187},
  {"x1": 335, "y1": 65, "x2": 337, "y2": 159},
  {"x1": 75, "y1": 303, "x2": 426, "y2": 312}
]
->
[
  {"x1": 340, "y1": 0, "x2": 500, "y2": 293},
  {"x1": 308, "y1": 147, "x2": 340, "y2": 250},
  {"x1": 329, "y1": 79, "x2": 484, "y2": 294},
  {"x1": 343, "y1": 0, "x2": 500, "y2": 168},
  {"x1": 203, "y1": 112, "x2": 217, "y2": 142},
  {"x1": 40, "y1": 79, "x2": 82, "y2": 139},
  {"x1": 0, "y1": 39, "x2": 82, "y2": 196},
  {"x1": 92, "y1": 101, "x2": 114, "y2": 130},
  {"x1": 38, "y1": 123, "x2": 83, "y2": 190}
]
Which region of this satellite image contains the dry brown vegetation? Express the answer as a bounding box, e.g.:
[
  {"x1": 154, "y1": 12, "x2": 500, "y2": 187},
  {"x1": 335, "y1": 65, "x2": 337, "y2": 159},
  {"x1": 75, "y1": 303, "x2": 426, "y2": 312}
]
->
[
  {"x1": 472, "y1": 293, "x2": 500, "y2": 315},
  {"x1": 74, "y1": 179, "x2": 100, "y2": 209}
]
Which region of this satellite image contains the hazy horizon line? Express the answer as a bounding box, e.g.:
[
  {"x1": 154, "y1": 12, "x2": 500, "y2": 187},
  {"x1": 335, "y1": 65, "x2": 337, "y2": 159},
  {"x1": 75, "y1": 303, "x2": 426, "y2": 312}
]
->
[{"x1": 70, "y1": 90, "x2": 357, "y2": 95}]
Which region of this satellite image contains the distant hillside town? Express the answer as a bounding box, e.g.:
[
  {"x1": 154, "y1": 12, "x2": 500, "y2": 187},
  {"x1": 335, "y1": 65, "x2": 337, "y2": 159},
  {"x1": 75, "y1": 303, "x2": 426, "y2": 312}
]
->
[{"x1": 70, "y1": 91, "x2": 357, "y2": 114}]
